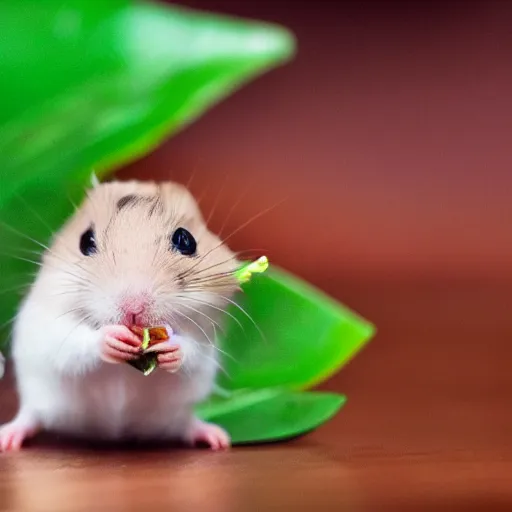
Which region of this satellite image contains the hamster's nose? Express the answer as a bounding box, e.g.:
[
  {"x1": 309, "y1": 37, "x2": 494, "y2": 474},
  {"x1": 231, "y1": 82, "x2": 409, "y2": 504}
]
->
[{"x1": 120, "y1": 296, "x2": 149, "y2": 326}]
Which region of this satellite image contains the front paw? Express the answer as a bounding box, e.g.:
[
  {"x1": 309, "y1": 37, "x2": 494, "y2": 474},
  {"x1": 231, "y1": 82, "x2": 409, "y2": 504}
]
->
[
  {"x1": 146, "y1": 341, "x2": 183, "y2": 373},
  {"x1": 100, "y1": 325, "x2": 142, "y2": 364}
]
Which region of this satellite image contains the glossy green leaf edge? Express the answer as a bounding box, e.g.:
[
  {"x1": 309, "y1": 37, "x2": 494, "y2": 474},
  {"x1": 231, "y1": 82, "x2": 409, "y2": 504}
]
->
[
  {"x1": 265, "y1": 266, "x2": 376, "y2": 390},
  {"x1": 216, "y1": 265, "x2": 376, "y2": 391},
  {"x1": 196, "y1": 388, "x2": 346, "y2": 444},
  {"x1": 87, "y1": 3, "x2": 297, "y2": 186}
]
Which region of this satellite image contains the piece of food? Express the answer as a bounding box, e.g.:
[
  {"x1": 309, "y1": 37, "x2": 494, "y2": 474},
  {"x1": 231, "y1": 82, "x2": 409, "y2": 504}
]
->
[
  {"x1": 130, "y1": 326, "x2": 169, "y2": 346},
  {"x1": 128, "y1": 326, "x2": 170, "y2": 376},
  {"x1": 235, "y1": 256, "x2": 269, "y2": 284}
]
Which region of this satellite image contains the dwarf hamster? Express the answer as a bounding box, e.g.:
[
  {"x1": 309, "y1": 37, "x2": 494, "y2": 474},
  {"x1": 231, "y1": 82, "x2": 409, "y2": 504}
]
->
[{"x1": 0, "y1": 179, "x2": 242, "y2": 451}]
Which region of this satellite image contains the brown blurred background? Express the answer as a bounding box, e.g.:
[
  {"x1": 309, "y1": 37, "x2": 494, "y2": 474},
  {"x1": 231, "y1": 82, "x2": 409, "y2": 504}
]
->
[{"x1": 121, "y1": 0, "x2": 511, "y2": 284}]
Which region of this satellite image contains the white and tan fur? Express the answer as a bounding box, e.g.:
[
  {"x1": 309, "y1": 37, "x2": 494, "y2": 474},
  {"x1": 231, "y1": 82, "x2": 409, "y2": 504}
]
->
[{"x1": 0, "y1": 179, "x2": 241, "y2": 451}]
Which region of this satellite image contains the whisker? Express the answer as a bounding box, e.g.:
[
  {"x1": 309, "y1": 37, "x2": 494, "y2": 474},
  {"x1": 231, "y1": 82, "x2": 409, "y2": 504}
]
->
[
  {"x1": 0, "y1": 314, "x2": 18, "y2": 333},
  {"x1": 218, "y1": 186, "x2": 250, "y2": 238},
  {"x1": 55, "y1": 306, "x2": 83, "y2": 321},
  {"x1": 174, "y1": 295, "x2": 245, "y2": 335},
  {"x1": 0, "y1": 218, "x2": 51, "y2": 254},
  {"x1": 173, "y1": 310, "x2": 213, "y2": 347},
  {"x1": 185, "y1": 163, "x2": 199, "y2": 191},
  {"x1": 178, "y1": 254, "x2": 235, "y2": 281},
  {"x1": 208, "y1": 342, "x2": 237, "y2": 364},
  {"x1": 185, "y1": 270, "x2": 237, "y2": 285},
  {"x1": 50, "y1": 266, "x2": 91, "y2": 288},
  {"x1": 15, "y1": 247, "x2": 44, "y2": 258},
  {"x1": 179, "y1": 248, "x2": 265, "y2": 282},
  {"x1": 202, "y1": 291, "x2": 267, "y2": 344},
  {"x1": 174, "y1": 301, "x2": 224, "y2": 336},
  {"x1": 0, "y1": 282, "x2": 32, "y2": 297},
  {"x1": 50, "y1": 282, "x2": 89, "y2": 297},
  {"x1": 195, "y1": 189, "x2": 208, "y2": 210},
  {"x1": 178, "y1": 198, "x2": 285, "y2": 281},
  {"x1": 202, "y1": 352, "x2": 230, "y2": 378},
  {"x1": 216, "y1": 197, "x2": 287, "y2": 249},
  {"x1": 65, "y1": 191, "x2": 79, "y2": 212},
  {"x1": 205, "y1": 172, "x2": 230, "y2": 226},
  {"x1": 0, "y1": 251, "x2": 44, "y2": 268},
  {"x1": 185, "y1": 283, "x2": 239, "y2": 297},
  {"x1": 0, "y1": 218, "x2": 95, "y2": 281},
  {"x1": 3, "y1": 251, "x2": 92, "y2": 288}
]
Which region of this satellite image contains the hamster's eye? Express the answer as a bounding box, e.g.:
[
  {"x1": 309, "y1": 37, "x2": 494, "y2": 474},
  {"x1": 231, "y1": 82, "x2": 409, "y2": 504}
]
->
[
  {"x1": 80, "y1": 228, "x2": 97, "y2": 256},
  {"x1": 171, "y1": 227, "x2": 196, "y2": 256}
]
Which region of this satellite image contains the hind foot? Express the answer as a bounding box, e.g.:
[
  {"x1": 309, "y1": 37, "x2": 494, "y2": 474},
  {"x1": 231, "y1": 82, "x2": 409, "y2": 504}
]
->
[
  {"x1": 0, "y1": 418, "x2": 40, "y2": 452},
  {"x1": 186, "y1": 418, "x2": 231, "y2": 451}
]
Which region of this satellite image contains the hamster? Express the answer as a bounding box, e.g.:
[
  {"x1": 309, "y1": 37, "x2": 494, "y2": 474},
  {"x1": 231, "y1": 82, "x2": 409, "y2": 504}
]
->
[{"x1": 0, "y1": 179, "x2": 242, "y2": 451}]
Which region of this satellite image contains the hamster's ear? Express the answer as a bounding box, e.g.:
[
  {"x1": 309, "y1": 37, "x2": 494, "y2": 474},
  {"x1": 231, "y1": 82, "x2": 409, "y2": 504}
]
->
[{"x1": 90, "y1": 170, "x2": 100, "y2": 189}]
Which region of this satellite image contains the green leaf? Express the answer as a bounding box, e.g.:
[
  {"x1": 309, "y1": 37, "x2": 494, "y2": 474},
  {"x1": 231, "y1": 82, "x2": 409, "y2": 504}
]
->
[
  {"x1": 0, "y1": 0, "x2": 295, "y2": 348},
  {"x1": 196, "y1": 388, "x2": 346, "y2": 444},
  {"x1": 217, "y1": 266, "x2": 376, "y2": 391}
]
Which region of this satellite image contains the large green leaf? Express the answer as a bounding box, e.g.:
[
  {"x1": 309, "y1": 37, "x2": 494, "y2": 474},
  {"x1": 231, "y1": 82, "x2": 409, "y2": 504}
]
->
[
  {"x1": 0, "y1": 0, "x2": 295, "y2": 347},
  {"x1": 196, "y1": 388, "x2": 346, "y2": 444},
  {"x1": 216, "y1": 266, "x2": 375, "y2": 391}
]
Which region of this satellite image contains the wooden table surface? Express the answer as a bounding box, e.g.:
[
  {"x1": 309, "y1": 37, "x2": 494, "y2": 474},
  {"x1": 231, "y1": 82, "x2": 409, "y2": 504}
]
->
[{"x1": 0, "y1": 278, "x2": 510, "y2": 511}]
